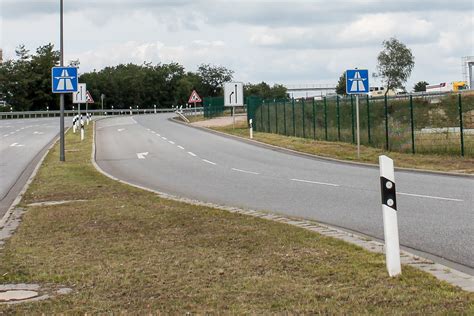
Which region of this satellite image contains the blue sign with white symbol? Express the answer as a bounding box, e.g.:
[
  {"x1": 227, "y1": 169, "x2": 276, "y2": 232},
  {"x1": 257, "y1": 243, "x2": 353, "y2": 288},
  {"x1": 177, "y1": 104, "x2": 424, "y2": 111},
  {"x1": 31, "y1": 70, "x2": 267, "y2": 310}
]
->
[
  {"x1": 51, "y1": 67, "x2": 78, "y2": 93},
  {"x1": 346, "y1": 69, "x2": 369, "y2": 95}
]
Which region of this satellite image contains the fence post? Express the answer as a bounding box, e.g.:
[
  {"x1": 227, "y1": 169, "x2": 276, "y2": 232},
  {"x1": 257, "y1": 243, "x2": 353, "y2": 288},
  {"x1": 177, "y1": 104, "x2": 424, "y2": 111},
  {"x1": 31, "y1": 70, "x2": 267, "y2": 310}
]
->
[
  {"x1": 292, "y1": 98, "x2": 296, "y2": 136},
  {"x1": 275, "y1": 100, "x2": 279, "y2": 134},
  {"x1": 367, "y1": 95, "x2": 371, "y2": 144},
  {"x1": 266, "y1": 99, "x2": 270, "y2": 133},
  {"x1": 260, "y1": 100, "x2": 264, "y2": 132},
  {"x1": 324, "y1": 97, "x2": 328, "y2": 141},
  {"x1": 283, "y1": 99, "x2": 287, "y2": 135},
  {"x1": 458, "y1": 94, "x2": 465, "y2": 157},
  {"x1": 351, "y1": 95, "x2": 355, "y2": 143},
  {"x1": 336, "y1": 96, "x2": 341, "y2": 141},
  {"x1": 384, "y1": 94, "x2": 389, "y2": 151},
  {"x1": 410, "y1": 95, "x2": 415, "y2": 154},
  {"x1": 302, "y1": 98, "x2": 306, "y2": 138},
  {"x1": 312, "y1": 98, "x2": 316, "y2": 140}
]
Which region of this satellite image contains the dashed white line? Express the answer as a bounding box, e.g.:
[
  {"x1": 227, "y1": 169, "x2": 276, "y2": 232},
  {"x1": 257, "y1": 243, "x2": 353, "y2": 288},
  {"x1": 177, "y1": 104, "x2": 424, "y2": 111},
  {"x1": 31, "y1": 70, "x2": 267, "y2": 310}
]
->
[
  {"x1": 232, "y1": 168, "x2": 260, "y2": 175},
  {"x1": 398, "y1": 192, "x2": 463, "y2": 202},
  {"x1": 188, "y1": 152, "x2": 197, "y2": 157},
  {"x1": 162, "y1": 137, "x2": 167, "y2": 140},
  {"x1": 290, "y1": 178, "x2": 340, "y2": 187},
  {"x1": 168, "y1": 141, "x2": 175, "y2": 145},
  {"x1": 177, "y1": 145, "x2": 185, "y2": 150},
  {"x1": 202, "y1": 159, "x2": 217, "y2": 165}
]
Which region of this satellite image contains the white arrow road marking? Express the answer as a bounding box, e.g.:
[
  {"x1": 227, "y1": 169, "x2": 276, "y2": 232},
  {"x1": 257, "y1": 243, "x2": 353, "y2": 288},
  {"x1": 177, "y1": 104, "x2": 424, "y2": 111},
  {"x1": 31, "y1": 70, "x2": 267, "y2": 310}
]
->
[
  {"x1": 290, "y1": 178, "x2": 340, "y2": 187},
  {"x1": 177, "y1": 146, "x2": 185, "y2": 150},
  {"x1": 232, "y1": 168, "x2": 260, "y2": 175},
  {"x1": 117, "y1": 128, "x2": 125, "y2": 132},
  {"x1": 202, "y1": 159, "x2": 217, "y2": 165},
  {"x1": 398, "y1": 192, "x2": 463, "y2": 202},
  {"x1": 136, "y1": 152, "x2": 149, "y2": 159},
  {"x1": 187, "y1": 152, "x2": 197, "y2": 157}
]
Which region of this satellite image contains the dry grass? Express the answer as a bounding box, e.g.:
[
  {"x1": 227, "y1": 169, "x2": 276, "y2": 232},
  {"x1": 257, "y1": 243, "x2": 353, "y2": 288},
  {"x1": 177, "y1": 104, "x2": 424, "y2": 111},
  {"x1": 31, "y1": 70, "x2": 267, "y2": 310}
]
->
[
  {"x1": 0, "y1": 123, "x2": 472, "y2": 313},
  {"x1": 212, "y1": 121, "x2": 474, "y2": 174}
]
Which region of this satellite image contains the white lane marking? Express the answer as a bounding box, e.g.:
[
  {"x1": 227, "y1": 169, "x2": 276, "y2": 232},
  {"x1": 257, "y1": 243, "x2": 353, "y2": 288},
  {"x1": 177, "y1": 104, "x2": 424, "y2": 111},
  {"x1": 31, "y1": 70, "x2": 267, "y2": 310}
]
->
[
  {"x1": 130, "y1": 117, "x2": 138, "y2": 124},
  {"x1": 3, "y1": 134, "x2": 9, "y2": 137},
  {"x1": 9, "y1": 132, "x2": 14, "y2": 135},
  {"x1": 232, "y1": 168, "x2": 260, "y2": 175},
  {"x1": 33, "y1": 131, "x2": 44, "y2": 135},
  {"x1": 9, "y1": 143, "x2": 25, "y2": 147},
  {"x1": 156, "y1": 133, "x2": 161, "y2": 136},
  {"x1": 117, "y1": 128, "x2": 125, "y2": 132},
  {"x1": 188, "y1": 152, "x2": 197, "y2": 157},
  {"x1": 151, "y1": 131, "x2": 156, "y2": 134},
  {"x1": 398, "y1": 192, "x2": 463, "y2": 202},
  {"x1": 202, "y1": 159, "x2": 217, "y2": 165},
  {"x1": 168, "y1": 141, "x2": 175, "y2": 145},
  {"x1": 146, "y1": 128, "x2": 151, "y2": 131},
  {"x1": 177, "y1": 145, "x2": 185, "y2": 150},
  {"x1": 162, "y1": 137, "x2": 167, "y2": 140},
  {"x1": 290, "y1": 178, "x2": 340, "y2": 187},
  {"x1": 137, "y1": 152, "x2": 149, "y2": 159},
  {"x1": 15, "y1": 129, "x2": 20, "y2": 132}
]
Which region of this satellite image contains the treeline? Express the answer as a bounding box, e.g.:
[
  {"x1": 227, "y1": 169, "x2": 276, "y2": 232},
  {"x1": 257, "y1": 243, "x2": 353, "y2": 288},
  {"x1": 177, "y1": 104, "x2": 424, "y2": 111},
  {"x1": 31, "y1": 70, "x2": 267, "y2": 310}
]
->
[{"x1": 0, "y1": 44, "x2": 288, "y2": 111}]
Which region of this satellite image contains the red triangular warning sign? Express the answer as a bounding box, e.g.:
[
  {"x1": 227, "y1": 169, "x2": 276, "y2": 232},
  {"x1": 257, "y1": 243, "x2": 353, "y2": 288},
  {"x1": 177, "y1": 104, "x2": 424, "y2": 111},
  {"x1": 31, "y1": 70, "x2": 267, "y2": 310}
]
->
[
  {"x1": 188, "y1": 90, "x2": 202, "y2": 104},
  {"x1": 86, "y1": 91, "x2": 95, "y2": 103}
]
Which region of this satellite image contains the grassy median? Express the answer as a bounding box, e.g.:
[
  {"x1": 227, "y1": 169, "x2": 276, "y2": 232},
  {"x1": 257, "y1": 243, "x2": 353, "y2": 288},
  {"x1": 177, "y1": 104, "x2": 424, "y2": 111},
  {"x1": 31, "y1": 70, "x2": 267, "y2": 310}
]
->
[
  {"x1": 211, "y1": 121, "x2": 474, "y2": 174},
  {"x1": 0, "y1": 122, "x2": 472, "y2": 313}
]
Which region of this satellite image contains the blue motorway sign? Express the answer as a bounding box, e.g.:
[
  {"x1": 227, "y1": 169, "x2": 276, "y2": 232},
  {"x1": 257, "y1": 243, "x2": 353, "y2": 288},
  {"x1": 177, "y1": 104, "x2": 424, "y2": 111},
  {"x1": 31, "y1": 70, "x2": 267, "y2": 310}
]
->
[
  {"x1": 51, "y1": 67, "x2": 78, "y2": 93},
  {"x1": 346, "y1": 69, "x2": 369, "y2": 94}
]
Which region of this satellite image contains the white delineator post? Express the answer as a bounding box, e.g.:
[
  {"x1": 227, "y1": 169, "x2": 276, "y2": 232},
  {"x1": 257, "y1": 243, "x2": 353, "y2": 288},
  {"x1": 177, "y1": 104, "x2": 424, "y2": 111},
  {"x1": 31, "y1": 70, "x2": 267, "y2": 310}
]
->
[
  {"x1": 249, "y1": 119, "x2": 253, "y2": 139},
  {"x1": 72, "y1": 116, "x2": 77, "y2": 133},
  {"x1": 80, "y1": 116, "x2": 84, "y2": 141},
  {"x1": 379, "y1": 155, "x2": 401, "y2": 277}
]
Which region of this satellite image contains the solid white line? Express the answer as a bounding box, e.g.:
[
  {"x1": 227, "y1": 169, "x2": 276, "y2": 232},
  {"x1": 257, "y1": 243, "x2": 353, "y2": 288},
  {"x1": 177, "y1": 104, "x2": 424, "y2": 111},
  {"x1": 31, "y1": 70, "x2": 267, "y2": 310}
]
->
[
  {"x1": 398, "y1": 192, "x2": 463, "y2": 202},
  {"x1": 291, "y1": 178, "x2": 340, "y2": 187},
  {"x1": 202, "y1": 159, "x2": 217, "y2": 165},
  {"x1": 232, "y1": 168, "x2": 260, "y2": 175},
  {"x1": 168, "y1": 141, "x2": 175, "y2": 144},
  {"x1": 177, "y1": 145, "x2": 185, "y2": 150},
  {"x1": 188, "y1": 152, "x2": 197, "y2": 157}
]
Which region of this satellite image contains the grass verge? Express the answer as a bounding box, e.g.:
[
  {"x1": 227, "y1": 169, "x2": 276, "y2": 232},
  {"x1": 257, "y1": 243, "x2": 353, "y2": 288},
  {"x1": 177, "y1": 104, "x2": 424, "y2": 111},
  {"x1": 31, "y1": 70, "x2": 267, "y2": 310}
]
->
[
  {"x1": 211, "y1": 121, "x2": 474, "y2": 174},
  {"x1": 0, "y1": 122, "x2": 472, "y2": 313}
]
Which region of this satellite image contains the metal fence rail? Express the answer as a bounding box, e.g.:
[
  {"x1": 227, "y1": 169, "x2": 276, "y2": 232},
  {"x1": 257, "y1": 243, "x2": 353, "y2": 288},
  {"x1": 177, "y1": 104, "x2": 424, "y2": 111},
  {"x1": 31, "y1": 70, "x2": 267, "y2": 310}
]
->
[{"x1": 247, "y1": 93, "x2": 474, "y2": 157}]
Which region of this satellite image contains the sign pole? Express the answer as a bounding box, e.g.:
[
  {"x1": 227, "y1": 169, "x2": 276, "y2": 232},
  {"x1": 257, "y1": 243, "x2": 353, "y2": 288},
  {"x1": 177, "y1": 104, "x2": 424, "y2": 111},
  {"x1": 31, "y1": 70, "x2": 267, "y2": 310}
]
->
[
  {"x1": 233, "y1": 106, "x2": 236, "y2": 129},
  {"x1": 379, "y1": 155, "x2": 401, "y2": 277},
  {"x1": 356, "y1": 94, "x2": 361, "y2": 159},
  {"x1": 59, "y1": 0, "x2": 65, "y2": 162}
]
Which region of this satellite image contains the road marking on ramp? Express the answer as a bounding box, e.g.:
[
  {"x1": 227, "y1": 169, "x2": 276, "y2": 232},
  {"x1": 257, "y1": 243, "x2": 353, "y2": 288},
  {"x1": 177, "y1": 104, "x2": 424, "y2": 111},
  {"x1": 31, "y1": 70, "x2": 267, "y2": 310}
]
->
[
  {"x1": 202, "y1": 159, "x2": 217, "y2": 165},
  {"x1": 117, "y1": 128, "x2": 125, "y2": 132},
  {"x1": 188, "y1": 152, "x2": 197, "y2": 157},
  {"x1": 162, "y1": 137, "x2": 167, "y2": 140},
  {"x1": 136, "y1": 152, "x2": 149, "y2": 159},
  {"x1": 177, "y1": 146, "x2": 185, "y2": 150},
  {"x1": 398, "y1": 192, "x2": 463, "y2": 202},
  {"x1": 232, "y1": 168, "x2": 260, "y2": 175},
  {"x1": 9, "y1": 143, "x2": 25, "y2": 147},
  {"x1": 291, "y1": 178, "x2": 340, "y2": 187},
  {"x1": 168, "y1": 141, "x2": 175, "y2": 145}
]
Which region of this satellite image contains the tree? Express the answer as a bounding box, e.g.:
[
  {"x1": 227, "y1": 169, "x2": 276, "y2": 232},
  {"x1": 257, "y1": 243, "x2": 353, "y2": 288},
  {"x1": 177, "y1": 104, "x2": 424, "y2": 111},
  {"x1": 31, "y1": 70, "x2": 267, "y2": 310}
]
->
[
  {"x1": 413, "y1": 81, "x2": 429, "y2": 92},
  {"x1": 244, "y1": 82, "x2": 288, "y2": 99},
  {"x1": 197, "y1": 64, "x2": 234, "y2": 97},
  {"x1": 377, "y1": 38, "x2": 415, "y2": 95},
  {"x1": 335, "y1": 72, "x2": 346, "y2": 95}
]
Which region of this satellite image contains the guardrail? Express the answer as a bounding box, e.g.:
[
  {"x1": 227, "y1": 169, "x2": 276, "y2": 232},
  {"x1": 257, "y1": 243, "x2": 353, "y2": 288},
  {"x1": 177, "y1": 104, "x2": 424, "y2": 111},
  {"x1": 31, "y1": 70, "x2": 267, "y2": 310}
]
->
[{"x1": 0, "y1": 108, "x2": 201, "y2": 120}]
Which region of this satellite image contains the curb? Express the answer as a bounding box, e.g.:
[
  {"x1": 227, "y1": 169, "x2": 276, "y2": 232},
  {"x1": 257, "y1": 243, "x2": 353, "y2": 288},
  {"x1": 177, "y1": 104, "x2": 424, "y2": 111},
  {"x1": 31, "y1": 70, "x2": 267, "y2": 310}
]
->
[
  {"x1": 94, "y1": 116, "x2": 473, "y2": 292},
  {"x1": 171, "y1": 117, "x2": 473, "y2": 178}
]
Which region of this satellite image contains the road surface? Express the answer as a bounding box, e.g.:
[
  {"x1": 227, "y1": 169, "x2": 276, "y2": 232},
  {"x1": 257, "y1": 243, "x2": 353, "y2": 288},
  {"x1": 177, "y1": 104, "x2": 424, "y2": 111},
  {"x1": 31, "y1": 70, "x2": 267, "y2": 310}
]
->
[
  {"x1": 0, "y1": 117, "x2": 70, "y2": 217},
  {"x1": 95, "y1": 114, "x2": 474, "y2": 272}
]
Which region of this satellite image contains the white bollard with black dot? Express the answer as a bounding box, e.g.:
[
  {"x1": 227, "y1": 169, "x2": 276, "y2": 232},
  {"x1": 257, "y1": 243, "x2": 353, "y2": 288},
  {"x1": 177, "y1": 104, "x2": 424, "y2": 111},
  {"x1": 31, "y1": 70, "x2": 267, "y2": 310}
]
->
[
  {"x1": 249, "y1": 119, "x2": 253, "y2": 139},
  {"x1": 379, "y1": 155, "x2": 401, "y2": 277},
  {"x1": 80, "y1": 116, "x2": 85, "y2": 141}
]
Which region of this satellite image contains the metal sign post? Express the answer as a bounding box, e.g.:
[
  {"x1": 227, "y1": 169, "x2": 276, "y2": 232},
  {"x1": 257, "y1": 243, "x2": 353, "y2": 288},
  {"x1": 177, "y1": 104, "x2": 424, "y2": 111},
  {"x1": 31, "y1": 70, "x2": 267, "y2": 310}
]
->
[{"x1": 346, "y1": 69, "x2": 369, "y2": 159}]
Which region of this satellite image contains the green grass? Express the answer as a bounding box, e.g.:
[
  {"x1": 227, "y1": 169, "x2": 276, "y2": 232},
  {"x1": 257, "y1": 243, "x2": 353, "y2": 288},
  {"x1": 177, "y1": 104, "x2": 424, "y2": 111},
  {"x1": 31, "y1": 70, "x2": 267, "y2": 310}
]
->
[
  {"x1": 212, "y1": 121, "x2": 474, "y2": 174},
  {"x1": 0, "y1": 123, "x2": 472, "y2": 313}
]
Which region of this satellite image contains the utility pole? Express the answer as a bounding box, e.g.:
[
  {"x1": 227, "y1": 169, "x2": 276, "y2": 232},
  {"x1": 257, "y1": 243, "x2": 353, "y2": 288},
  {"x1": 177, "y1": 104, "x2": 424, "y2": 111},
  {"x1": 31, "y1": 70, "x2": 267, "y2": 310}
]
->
[{"x1": 59, "y1": 0, "x2": 65, "y2": 161}]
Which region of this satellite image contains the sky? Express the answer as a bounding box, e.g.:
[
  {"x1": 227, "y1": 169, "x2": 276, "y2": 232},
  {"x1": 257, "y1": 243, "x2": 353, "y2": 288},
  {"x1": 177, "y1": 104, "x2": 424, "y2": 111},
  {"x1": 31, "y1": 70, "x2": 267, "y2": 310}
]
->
[{"x1": 1, "y1": 0, "x2": 473, "y2": 93}]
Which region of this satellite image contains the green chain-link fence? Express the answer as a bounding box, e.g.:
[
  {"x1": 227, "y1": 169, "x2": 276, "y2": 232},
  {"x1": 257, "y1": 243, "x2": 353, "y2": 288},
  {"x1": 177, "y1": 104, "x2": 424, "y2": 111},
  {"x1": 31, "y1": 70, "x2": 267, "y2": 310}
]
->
[
  {"x1": 203, "y1": 96, "x2": 225, "y2": 118},
  {"x1": 247, "y1": 93, "x2": 474, "y2": 156}
]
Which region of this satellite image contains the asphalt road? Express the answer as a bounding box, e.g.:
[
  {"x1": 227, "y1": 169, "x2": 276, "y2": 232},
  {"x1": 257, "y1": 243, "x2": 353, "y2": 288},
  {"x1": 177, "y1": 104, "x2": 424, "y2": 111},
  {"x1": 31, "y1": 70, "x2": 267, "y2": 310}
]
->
[
  {"x1": 96, "y1": 114, "x2": 474, "y2": 271},
  {"x1": 0, "y1": 117, "x2": 71, "y2": 217}
]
